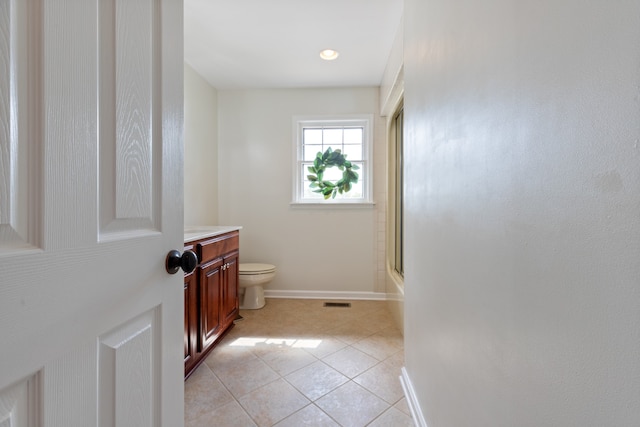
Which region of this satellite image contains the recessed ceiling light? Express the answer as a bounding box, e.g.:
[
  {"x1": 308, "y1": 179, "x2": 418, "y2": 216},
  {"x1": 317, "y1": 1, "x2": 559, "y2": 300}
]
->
[{"x1": 319, "y1": 49, "x2": 339, "y2": 61}]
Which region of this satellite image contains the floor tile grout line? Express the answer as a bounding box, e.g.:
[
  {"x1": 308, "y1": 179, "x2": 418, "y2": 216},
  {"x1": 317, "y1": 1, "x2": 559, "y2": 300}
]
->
[
  {"x1": 214, "y1": 366, "x2": 280, "y2": 427},
  {"x1": 239, "y1": 378, "x2": 313, "y2": 427},
  {"x1": 186, "y1": 299, "x2": 411, "y2": 427},
  {"x1": 199, "y1": 364, "x2": 259, "y2": 426},
  {"x1": 309, "y1": 400, "x2": 346, "y2": 427},
  {"x1": 210, "y1": 358, "x2": 281, "y2": 401},
  {"x1": 363, "y1": 405, "x2": 396, "y2": 427},
  {"x1": 207, "y1": 348, "x2": 353, "y2": 426}
]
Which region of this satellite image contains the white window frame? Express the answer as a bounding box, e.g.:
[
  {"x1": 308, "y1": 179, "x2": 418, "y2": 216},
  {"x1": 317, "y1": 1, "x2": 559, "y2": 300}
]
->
[{"x1": 292, "y1": 115, "x2": 374, "y2": 206}]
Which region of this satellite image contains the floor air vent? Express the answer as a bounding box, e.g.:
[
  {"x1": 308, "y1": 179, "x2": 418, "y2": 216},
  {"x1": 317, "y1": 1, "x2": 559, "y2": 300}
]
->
[{"x1": 323, "y1": 302, "x2": 351, "y2": 308}]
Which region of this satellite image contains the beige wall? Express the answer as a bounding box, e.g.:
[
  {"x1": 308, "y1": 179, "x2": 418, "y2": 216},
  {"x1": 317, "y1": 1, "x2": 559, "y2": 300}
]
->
[
  {"x1": 184, "y1": 63, "x2": 218, "y2": 226},
  {"x1": 403, "y1": 1, "x2": 640, "y2": 425},
  {"x1": 217, "y1": 88, "x2": 387, "y2": 298}
]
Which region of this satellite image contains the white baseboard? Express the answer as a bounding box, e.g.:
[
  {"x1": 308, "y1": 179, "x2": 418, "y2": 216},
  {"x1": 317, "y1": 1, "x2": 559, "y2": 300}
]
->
[
  {"x1": 400, "y1": 367, "x2": 428, "y2": 427},
  {"x1": 264, "y1": 289, "x2": 387, "y2": 301}
]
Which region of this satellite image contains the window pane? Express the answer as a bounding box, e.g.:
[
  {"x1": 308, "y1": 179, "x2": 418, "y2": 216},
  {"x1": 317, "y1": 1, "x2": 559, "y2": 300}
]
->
[
  {"x1": 303, "y1": 186, "x2": 324, "y2": 199},
  {"x1": 304, "y1": 144, "x2": 322, "y2": 161},
  {"x1": 304, "y1": 128, "x2": 322, "y2": 145},
  {"x1": 323, "y1": 129, "x2": 343, "y2": 146},
  {"x1": 322, "y1": 166, "x2": 342, "y2": 181},
  {"x1": 342, "y1": 144, "x2": 362, "y2": 161},
  {"x1": 302, "y1": 180, "x2": 364, "y2": 200},
  {"x1": 302, "y1": 162, "x2": 314, "y2": 177},
  {"x1": 351, "y1": 161, "x2": 364, "y2": 184},
  {"x1": 340, "y1": 161, "x2": 364, "y2": 199},
  {"x1": 343, "y1": 128, "x2": 362, "y2": 145},
  {"x1": 302, "y1": 163, "x2": 323, "y2": 199},
  {"x1": 340, "y1": 180, "x2": 363, "y2": 199},
  {"x1": 301, "y1": 160, "x2": 365, "y2": 200}
]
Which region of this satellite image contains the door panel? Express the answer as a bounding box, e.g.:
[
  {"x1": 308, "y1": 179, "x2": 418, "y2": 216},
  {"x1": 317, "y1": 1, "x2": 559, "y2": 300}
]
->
[
  {"x1": 222, "y1": 252, "x2": 239, "y2": 326},
  {"x1": 98, "y1": 309, "x2": 158, "y2": 427},
  {"x1": 0, "y1": 374, "x2": 39, "y2": 427},
  {"x1": 0, "y1": 0, "x2": 184, "y2": 425},
  {"x1": 99, "y1": 0, "x2": 161, "y2": 238},
  {"x1": 199, "y1": 259, "x2": 222, "y2": 351},
  {"x1": 0, "y1": 0, "x2": 40, "y2": 252}
]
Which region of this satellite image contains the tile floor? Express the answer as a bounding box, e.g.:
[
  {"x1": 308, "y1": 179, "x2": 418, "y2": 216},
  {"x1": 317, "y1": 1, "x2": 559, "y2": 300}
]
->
[{"x1": 185, "y1": 298, "x2": 413, "y2": 427}]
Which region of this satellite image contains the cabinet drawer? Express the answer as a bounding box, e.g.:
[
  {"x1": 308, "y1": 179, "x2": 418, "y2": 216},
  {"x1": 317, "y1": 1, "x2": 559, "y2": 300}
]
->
[{"x1": 197, "y1": 231, "x2": 239, "y2": 263}]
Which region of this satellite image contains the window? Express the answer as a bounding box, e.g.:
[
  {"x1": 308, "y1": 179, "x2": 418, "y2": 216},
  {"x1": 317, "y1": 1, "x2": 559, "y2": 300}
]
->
[
  {"x1": 292, "y1": 115, "x2": 373, "y2": 204},
  {"x1": 391, "y1": 105, "x2": 404, "y2": 276}
]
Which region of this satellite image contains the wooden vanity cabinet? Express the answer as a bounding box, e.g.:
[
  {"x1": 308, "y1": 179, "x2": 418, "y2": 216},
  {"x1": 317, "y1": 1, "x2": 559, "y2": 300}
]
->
[
  {"x1": 221, "y1": 252, "x2": 239, "y2": 326},
  {"x1": 184, "y1": 231, "x2": 240, "y2": 379},
  {"x1": 183, "y1": 266, "x2": 198, "y2": 376}
]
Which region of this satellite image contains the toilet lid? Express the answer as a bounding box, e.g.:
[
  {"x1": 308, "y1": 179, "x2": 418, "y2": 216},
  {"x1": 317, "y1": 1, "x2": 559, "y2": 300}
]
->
[{"x1": 239, "y1": 263, "x2": 276, "y2": 275}]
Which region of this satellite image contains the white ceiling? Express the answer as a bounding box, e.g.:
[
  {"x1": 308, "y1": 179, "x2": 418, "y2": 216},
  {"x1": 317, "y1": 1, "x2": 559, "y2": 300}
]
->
[{"x1": 184, "y1": 0, "x2": 404, "y2": 90}]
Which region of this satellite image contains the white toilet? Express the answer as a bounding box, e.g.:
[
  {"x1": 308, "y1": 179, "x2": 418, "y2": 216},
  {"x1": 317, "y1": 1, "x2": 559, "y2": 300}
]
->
[{"x1": 238, "y1": 263, "x2": 276, "y2": 309}]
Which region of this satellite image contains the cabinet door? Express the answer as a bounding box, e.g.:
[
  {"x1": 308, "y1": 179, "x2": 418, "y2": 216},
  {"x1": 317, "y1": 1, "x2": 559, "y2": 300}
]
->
[
  {"x1": 222, "y1": 251, "x2": 240, "y2": 326},
  {"x1": 184, "y1": 270, "x2": 198, "y2": 376},
  {"x1": 199, "y1": 258, "x2": 223, "y2": 351}
]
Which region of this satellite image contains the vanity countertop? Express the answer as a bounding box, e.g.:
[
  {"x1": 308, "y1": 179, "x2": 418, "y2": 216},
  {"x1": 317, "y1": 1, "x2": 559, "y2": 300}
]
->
[{"x1": 184, "y1": 226, "x2": 242, "y2": 243}]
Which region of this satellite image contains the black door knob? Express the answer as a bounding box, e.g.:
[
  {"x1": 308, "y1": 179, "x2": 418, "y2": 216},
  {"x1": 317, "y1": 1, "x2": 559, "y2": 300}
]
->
[{"x1": 166, "y1": 249, "x2": 198, "y2": 274}]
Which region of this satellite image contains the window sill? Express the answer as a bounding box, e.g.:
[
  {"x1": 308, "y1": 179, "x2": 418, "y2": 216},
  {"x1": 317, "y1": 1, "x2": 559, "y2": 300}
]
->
[{"x1": 289, "y1": 201, "x2": 376, "y2": 210}]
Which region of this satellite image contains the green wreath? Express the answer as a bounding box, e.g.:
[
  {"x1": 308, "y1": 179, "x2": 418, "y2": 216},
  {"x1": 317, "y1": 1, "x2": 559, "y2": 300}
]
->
[{"x1": 307, "y1": 147, "x2": 360, "y2": 199}]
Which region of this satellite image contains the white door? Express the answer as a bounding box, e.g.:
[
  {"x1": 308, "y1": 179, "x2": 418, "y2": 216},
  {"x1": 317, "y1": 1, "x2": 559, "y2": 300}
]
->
[{"x1": 0, "y1": 0, "x2": 184, "y2": 426}]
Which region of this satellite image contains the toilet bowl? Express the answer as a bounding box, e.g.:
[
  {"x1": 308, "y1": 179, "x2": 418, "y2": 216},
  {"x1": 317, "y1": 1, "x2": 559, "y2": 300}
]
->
[{"x1": 238, "y1": 263, "x2": 276, "y2": 309}]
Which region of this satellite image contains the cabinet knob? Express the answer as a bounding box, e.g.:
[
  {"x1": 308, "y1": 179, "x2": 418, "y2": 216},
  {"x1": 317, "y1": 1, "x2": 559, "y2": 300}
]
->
[{"x1": 165, "y1": 249, "x2": 198, "y2": 274}]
